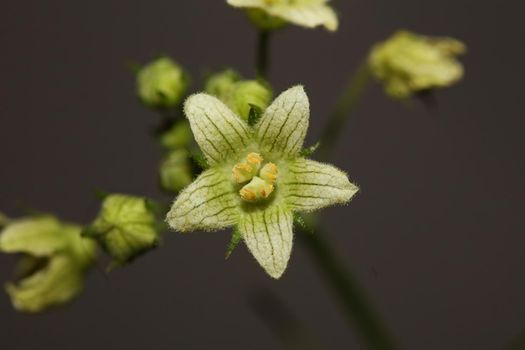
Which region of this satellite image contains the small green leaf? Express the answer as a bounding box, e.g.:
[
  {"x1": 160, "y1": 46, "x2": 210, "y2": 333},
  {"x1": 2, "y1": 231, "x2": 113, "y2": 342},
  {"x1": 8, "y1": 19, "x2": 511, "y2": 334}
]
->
[
  {"x1": 190, "y1": 151, "x2": 209, "y2": 170},
  {"x1": 293, "y1": 213, "x2": 314, "y2": 234},
  {"x1": 93, "y1": 189, "x2": 110, "y2": 200},
  {"x1": 0, "y1": 212, "x2": 10, "y2": 228},
  {"x1": 225, "y1": 227, "x2": 243, "y2": 260},
  {"x1": 248, "y1": 104, "x2": 263, "y2": 126},
  {"x1": 299, "y1": 141, "x2": 320, "y2": 157},
  {"x1": 126, "y1": 61, "x2": 141, "y2": 74}
]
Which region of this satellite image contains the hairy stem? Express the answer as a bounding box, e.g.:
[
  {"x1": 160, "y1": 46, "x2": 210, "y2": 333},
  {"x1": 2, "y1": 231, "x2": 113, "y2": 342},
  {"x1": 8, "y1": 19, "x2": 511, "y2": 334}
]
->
[
  {"x1": 256, "y1": 30, "x2": 271, "y2": 79},
  {"x1": 299, "y1": 229, "x2": 400, "y2": 350},
  {"x1": 319, "y1": 61, "x2": 371, "y2": 159}
]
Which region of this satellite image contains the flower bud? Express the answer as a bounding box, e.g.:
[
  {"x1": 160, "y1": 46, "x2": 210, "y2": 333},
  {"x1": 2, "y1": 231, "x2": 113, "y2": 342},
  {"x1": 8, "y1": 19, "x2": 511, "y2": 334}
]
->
[
  {"x1": 159, "y1": 121, "x2": 193, "y2": 150},
  {"x1": 204, "y1": 69, "x2": 241, "y2": 98},
  {"x1": 137, "y1": 57, "x2": 189, "y2": 109},
  {"x1": 0, "y1": 216, "x2": 97, "y2": 312},
  {"x1": 159, "y1": 149, "x2": 193, "y2": 192},
  {"x1": 84, "y1": 194, "x2": 159, "y2": 266},
  {"x1": 229, "y1": 80, "x2": 272, "y2": 120},
  {"x1": 205, "y1": 70, "x2": 272, "y2": 120},
  {"x1": 368, "y1": 30, "x2": 466, "y2": 99}
]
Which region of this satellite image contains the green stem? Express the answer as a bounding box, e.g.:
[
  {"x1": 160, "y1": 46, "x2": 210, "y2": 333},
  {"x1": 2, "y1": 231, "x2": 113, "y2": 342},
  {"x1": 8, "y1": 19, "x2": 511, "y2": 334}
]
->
[
  {"x1": 302, "y1": 60, "x2": 398, "y2": 348},
  {"x1": 299, "y1": 229, "x2": 400, "y2": 350},
  {"x1": 256, "y1": 30, "x2": 271, "y2": 79},
  {"x1": 319, "y1": 61, "x2": 371, "y2": 159}
]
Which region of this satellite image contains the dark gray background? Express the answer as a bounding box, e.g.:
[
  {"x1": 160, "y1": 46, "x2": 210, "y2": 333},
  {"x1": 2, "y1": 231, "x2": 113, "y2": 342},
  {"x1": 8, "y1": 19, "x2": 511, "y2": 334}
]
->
[{"x1": 1, "y1": 0, "x2": 524, "y2": 349}]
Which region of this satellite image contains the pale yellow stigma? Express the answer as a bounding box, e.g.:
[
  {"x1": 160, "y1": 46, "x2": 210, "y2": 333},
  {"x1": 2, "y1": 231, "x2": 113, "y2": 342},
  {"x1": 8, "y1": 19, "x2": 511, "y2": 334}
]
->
[
  {"x1": 233, "y1": 153, "x2": 279, "y2": 202},
  {"x1": 239, "y1": 177, "x2": 274, "y2": 202},
  {"x1": 260, "y1": 162, "x2": 279, "y2": 184}
]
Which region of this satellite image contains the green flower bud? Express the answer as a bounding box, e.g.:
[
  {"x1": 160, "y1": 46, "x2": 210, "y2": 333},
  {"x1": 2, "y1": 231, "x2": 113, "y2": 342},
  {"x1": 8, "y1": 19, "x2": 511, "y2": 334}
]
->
[
  {"x1": 0, "y1": 216, "x2": 97, "y2": 313},
  {"x1": 84, "y1": 194, "x2": 159, "y2": 266},
  {"x1": 159, "y1": 121, "x2": 193, "y2": 150},
  {"x1": 368, "y1": 30, "x2": 466, "y2": 99},
  {"x1": 204, "y1": 70, "x2": 272, "y2": 120},
  {"x1": 159, "y1": 149, "x2": 193, "y2": 192},
  {"x1": 228, "y1": 80, "x2": 273, "y2": 120},
  {"x1": 137, "y1": 57, "x2": 189, "y2": 109},
  {"x1": 204, "y1": 69, "x2": 241, "y2": 98}
]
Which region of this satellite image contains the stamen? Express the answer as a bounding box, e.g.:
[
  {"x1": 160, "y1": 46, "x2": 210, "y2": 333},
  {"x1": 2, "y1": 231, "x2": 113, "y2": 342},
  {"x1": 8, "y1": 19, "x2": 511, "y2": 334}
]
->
[{"x1": 260, "y1": 162, "x2": 279, "y2": 184}]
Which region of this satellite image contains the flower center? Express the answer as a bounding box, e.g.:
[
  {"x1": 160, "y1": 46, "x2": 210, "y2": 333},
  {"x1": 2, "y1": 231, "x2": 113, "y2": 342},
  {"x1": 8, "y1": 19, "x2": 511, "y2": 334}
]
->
[{"x1": 232, "y1": 152, "x2": 279, "y2": 202}]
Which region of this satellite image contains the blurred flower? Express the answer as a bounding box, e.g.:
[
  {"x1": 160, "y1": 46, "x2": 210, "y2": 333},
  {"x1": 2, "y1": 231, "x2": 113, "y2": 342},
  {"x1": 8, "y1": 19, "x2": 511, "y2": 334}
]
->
[
  {"x1": 227, "y1": 0, "x2": 338, "y2": 31},
  {"x1": 84, "y1": 194, "x2": 159, "y2": 266},
  {"x1": 159, "y1": 121, "x2": 193, "y2": 150},
  {"x1": 159, "y1": 149, "x2": 193, "y2": 192},
  {"x1": 167, "y1": 86, "x2": 358, "y2": 278},
  {"x1": 0, "y1": 216, "x2": 97, "y2": 312},
  {"x1": 368, "y1": 30, "x2": 466, "y2": 99},
  {"x1": 205, "y1": 69, "x2": 272, "y2": 120},
  {"x1": 204, "y1": 69, "x2": 241, "y2": 98},
  {"x1": 228, "y1": 80, "x2": 273, "y2": 120},
  {"x1": 137, "y1": 56, "x2": 189, "y2": 109}
]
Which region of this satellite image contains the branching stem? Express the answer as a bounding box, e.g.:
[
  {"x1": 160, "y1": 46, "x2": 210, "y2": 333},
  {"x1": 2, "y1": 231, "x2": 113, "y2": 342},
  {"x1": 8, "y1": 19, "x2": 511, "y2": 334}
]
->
[{"x1": 319, "y1": 60, "x2": 371, "y2": 159}]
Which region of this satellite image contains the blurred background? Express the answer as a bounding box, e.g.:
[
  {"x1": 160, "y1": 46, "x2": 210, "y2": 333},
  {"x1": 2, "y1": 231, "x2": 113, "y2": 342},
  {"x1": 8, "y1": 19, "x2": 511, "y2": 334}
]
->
[{"x1": 1, "y1": 0, "x2": 524, "y2": 349}]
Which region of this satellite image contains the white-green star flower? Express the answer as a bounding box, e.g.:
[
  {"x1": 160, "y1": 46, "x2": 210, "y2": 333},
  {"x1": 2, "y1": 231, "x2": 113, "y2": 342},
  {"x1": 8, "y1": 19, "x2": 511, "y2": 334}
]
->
[
  {"x1": 227, "y1": 0, "x2": 338, "y2": 32},
  {"x1": 369, "y1": 30, "x2": 466, "y2": 99},
  {"x1": 166, "y1": 86, "x2": 358, "y2": 278}
]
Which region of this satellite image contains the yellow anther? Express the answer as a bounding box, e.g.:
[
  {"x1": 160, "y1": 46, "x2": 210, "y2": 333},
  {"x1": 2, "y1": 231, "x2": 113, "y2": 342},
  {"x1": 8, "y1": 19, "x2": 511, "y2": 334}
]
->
[
  {"x1": 260, "y1": 162, "x2": 279, "y2": 184},
  {"x1": 232, "y1": 162, "x2": 255, "y2": 183},
  {"x1": 246, "y1": 152, "x2": 263, "y2": 166},
  {"x1": 260, "y1": 184, "x2": 274, "y2": 198},
  {"x1": 240, "y1": 187, "x2": 257, "y2": 201}
]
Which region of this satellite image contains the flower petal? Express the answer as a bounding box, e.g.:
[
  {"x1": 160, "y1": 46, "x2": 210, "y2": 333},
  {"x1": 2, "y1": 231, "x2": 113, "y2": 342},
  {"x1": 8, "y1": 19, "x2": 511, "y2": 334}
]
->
[
  {"x1": 270, "y1": 3, "x2": 338, "y2": 31},
  {"x1": 0, "y1": 217, "x2": 68, "y2": 256},
  {"x1": 239, "y1": 205, "x2": 293, "y2": 279},
  {"x1": 166, "y1": 167, "x2": 240, "y2": 232},
  {"x1": 227, "y1": 0, "x2": 338, "y2": 31},
  {"x1": 256, "y1": 85, "x2": 309, "y2": 158},
  {"x1": 5, "y1": 255, "x2": 85, "y2": 313},
  {"x1": 283, "y1": 158, "x2": 359, "y2": 211},
  {"x1": 184, "y1": 93, "x2": 252, "y2": 166}
]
